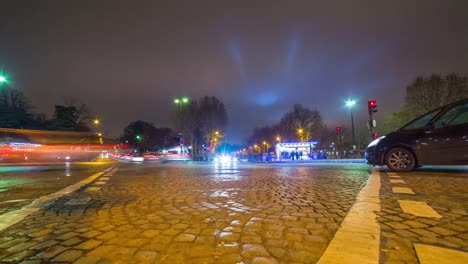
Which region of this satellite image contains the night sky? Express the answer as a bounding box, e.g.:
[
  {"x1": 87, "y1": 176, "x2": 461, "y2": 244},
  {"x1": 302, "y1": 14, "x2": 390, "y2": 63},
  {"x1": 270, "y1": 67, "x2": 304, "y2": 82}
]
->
[{"x1": 1, "y1": 0, "x2": 467, "y2": 142}]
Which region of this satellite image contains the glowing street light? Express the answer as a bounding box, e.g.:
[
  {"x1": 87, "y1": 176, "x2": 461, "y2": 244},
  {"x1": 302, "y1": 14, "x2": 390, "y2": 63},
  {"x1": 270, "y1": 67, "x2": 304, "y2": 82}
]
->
[
  {"x1": 0, "y1": 75, "x2": 7, "y2": 84},
  {"x1": 276, "y1": 136, "x2": 281, "y2": 142},
  {"x1": 345, "y1": 99, "x2": 357, "y2": 147},
  {"x1": 93, "y1": 119, "x2": 100, "y2": 125}
]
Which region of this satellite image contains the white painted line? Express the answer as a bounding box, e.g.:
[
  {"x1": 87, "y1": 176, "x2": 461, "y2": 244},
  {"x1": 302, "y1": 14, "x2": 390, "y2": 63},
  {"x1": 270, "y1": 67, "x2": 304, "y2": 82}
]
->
[
  {"x1": 0, "y1": 169, "x2": 109, "y2": 232},
  {"x1": 414, "y1": 244, "x2": 468, "y2": 264},
  {"x1": 392, "y1": 187, "x2": 415, "y2": 194},
  {"x1": 94, "y1": 181, "x2": 107, "y2": 185},
  {"x1": 0, "y1": 199, "x2": 32, "y2": 204},
  {"x1": 390, "y1": 179, "x2": 405, "y2": 184},
  {"x1": 389, "y1": 175, "x2": 401, "y2": 178},
  {"x1": 100, "y1": 177, "x2": 110, "y2": 181},
  {"x1": 398, "y1": 200, "x2": 442, "y2": 219},
  {"x1": 387, "y1": 172, "x2": 397, "y2": 176},
  {"x1": 318, "y1": 170, "x2": 381, "y2": 264}
]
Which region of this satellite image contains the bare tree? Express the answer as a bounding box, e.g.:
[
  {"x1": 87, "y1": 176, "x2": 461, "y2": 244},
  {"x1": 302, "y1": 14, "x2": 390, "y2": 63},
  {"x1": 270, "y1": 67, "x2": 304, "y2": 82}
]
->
[{"x1": 405, "y1": 73, "x2": 468, "y2": 117}]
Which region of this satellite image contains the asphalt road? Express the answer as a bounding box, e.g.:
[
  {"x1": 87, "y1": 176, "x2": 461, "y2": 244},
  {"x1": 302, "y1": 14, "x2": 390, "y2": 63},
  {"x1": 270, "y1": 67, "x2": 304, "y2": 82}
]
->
[
  {"x1": 0, "y1": 162, "x2": 466, "y2": 263},
  {"x1": 0, "y1": 162, "x2": 113, "y2": 215}
]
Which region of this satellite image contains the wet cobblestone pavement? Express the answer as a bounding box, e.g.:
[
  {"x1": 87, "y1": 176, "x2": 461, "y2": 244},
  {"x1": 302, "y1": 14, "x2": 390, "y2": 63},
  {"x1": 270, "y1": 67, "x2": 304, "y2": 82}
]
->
[
  {"x1": 0, "y1": 163, "x2": 369, "y2": 263},
  {"x1": 378, "y1": 168, "x2": 468, "y2": 263}
]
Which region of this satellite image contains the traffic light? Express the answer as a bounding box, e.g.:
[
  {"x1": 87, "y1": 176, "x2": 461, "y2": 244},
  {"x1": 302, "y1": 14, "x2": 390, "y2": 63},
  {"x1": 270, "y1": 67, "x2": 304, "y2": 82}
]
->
[
  {"x1": 335, "y1": 127, "x2": 342, "y2": 133},
  {"x1": 372, "y1": 132, "x2": 379, "y2": 139},
  {"x1": 368, "y1": 100, "x2": 378, "y2": 114},
  {"x1": 135, "y1": 135, "x2": 142, "y2": 141}
]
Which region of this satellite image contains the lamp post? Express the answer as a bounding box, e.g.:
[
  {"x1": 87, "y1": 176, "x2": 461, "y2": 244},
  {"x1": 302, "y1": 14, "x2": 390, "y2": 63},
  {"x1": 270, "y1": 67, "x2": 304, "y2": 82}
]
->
[
  {"x1": 173, "y1": 97, "x2": 190, "y2": 134},
  {"x1": 345, "y1": 99, "x2": 356, "y2": 147}
]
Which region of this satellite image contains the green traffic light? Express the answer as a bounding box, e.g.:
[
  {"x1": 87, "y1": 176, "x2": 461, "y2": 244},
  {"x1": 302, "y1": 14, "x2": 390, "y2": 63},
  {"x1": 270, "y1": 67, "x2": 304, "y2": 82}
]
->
[
  {"x1": 182, "y1": 97, "x2": 189, "y2": 103},
  {"x1": 174, "y1": 99, "x2": 180, "y2": 104}
]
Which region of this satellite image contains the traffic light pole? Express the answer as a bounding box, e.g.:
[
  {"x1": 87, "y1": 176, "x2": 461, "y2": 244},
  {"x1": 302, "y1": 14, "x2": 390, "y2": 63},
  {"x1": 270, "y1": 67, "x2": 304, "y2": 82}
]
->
[{"x1": 351, "y1": 109, "x2": 355, "y2": 147}]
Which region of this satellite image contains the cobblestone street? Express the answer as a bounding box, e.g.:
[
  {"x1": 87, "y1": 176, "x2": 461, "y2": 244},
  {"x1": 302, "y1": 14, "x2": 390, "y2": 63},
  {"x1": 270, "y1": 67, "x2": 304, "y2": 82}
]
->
[
  {"x1": 378, "y1": 168, "x2": 468, "y2": 263},
  {"x1": 0, "y1": 163, "x2": 369, "y2": 263}
]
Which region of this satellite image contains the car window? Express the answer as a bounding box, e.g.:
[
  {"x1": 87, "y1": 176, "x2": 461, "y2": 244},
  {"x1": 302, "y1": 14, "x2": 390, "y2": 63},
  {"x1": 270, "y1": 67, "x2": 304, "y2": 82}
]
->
[
  {"x1": 434, "y1": 103, "x2": 468, "y2": 128},
  {"x1": 400, "y1": 109, "x2": 440, "y2": 131}
]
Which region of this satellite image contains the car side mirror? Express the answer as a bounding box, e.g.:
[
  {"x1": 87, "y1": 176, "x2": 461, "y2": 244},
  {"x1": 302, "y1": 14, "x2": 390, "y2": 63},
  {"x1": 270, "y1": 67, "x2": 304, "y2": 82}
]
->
[{"x1": 424, "y1": 122, "x2": 434, "y2": 132}]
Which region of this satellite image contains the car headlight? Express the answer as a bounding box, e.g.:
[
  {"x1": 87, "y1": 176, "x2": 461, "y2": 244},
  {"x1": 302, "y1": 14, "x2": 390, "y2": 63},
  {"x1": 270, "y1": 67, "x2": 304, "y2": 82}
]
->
[{"x1": 367, "y1": 136, "x2": 385, "y2": 148}]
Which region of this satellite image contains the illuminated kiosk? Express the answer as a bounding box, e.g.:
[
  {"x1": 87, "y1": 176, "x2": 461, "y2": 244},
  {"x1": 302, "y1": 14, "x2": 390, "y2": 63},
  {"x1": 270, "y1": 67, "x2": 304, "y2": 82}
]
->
[{"x1": 275, "y1": 141, "x2": 318, "y2": 161}]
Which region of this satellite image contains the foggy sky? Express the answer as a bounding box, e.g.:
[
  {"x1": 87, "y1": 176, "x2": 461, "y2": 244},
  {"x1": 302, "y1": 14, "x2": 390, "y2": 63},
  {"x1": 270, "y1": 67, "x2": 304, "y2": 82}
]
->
[{"x1": 1, "y1": 0, "x2": 468, "y2": 142}]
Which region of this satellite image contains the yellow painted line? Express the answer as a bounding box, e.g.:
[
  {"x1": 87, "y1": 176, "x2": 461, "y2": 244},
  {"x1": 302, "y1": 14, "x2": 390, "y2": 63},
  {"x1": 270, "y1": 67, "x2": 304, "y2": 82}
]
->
[
  {"x1": 318, "y1": 170, "x2": 381, "y2": 264},
  {"x1": 390, "y1": 179, "x2": 405, "y2": 184},
  {"x1": 392, "y1": 187, "x2": 415, "y2": 194},
  {"x1": 398, "y1": 200, "x2": 442, "y2": 219},
  {"x1": 387, "y1": 172, "x2": 397, "y2": 176},
  {"x1": 0, "y1": 168, "x2": 110, "y2": 232},
  {"x1": 389, "y1": 175, "x2": 401, "y2": 178},
  {"x1": 414, "y1": 244, "x2": 468, "y2": 264}
]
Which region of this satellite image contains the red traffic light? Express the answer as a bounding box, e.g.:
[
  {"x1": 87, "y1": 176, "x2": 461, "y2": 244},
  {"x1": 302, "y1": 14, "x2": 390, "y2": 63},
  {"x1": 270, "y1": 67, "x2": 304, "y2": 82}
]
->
[
  {"x1": 335, "y1": 127, "x2": 342, "y2": 132},
  {"x1": 372, "y1": 132, "x2": 379, "y2": 139},
  {"x1": 368, "y1": 100, "x2": 378, "y2": 114}
]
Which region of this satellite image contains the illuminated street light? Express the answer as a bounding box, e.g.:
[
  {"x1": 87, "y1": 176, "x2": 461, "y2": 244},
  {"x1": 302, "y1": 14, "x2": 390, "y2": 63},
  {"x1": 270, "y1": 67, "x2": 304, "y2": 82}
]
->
[
  {"x1": 0, "y1": 75, "x2": 7, "y2": 84},
  {"x1": 345, "y1": 99, "x2": 357, "y2": 147},
  {"x1": 93, "y1": 119, "x2": 100, "y2": 125},
  {"x1": 276, "y1": 136, "x2": 281, "y2": 142},
  {"x1": 215, "y1": 131, "x2": 219, "y2": 135},
  {"x1": 174, "y1": 98, "x2": 180, "y2": 104},
  {"x1": 97, "y1": 133, "x2": 102, "y2": 137},
  {"x1": 182, "y1": 97, "x2": 189, "y2": 103}
]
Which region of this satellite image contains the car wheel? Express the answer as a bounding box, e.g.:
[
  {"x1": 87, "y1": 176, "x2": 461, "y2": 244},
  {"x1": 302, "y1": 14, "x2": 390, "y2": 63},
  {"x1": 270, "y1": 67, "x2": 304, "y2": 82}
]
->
[{"x1": 385, "y1": 148, "x2": 416, "y2": 172}]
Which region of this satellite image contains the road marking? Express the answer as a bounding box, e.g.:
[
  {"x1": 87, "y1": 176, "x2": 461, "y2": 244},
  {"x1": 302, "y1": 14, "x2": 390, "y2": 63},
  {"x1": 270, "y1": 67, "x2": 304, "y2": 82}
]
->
[
  {"x1": 318, "y1": 170, "x2": 381, "y2": 264},
  {"x1": 389, "y1": 175, "x2": 401, "y2": 178},
  {"x1": 392, "y1": 187, "x2": 415, "y2": 194},
  {"x1": 0, "y1": 199, "x2": 32, "y2": 204},
  {"x1": 387, "y1": 172, "x2": 397, "y2": 176},
  {"x1": 414, "y1": 244, "x2": 468, "y2": 264},
  {"x1": 390, "y1": 179, "x2": 405, "y2": 184},
  {"x1": 398, "y1": 200, "x2": 442, "y2": 219},
  {"x1": 0, "y1": 167, "x2": 113, "y2": 232}
]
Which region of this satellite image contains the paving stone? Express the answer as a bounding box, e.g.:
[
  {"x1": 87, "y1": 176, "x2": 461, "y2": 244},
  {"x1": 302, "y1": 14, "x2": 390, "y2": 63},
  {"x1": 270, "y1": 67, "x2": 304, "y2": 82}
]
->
[
  {"x1": 403, "y1": 220, "x2": 429, "y2": 229},
  {"x1": 97, "y1": 230, "x2": 118, "y2": 240},
  {"x1": 386, "y1": 221, "x2": 410, "y2": 230},
  {"x1": 174, "y1": 233, "x2": 196, "y2": 242},
  {"x1": 6, "y1": 242, "x2": 36, "y2": 253},
  {"x1": 428, "y1": 226, "x2": 458, "y2": 236},
  {"x1": 33, "y1": 245, "x2": 67, "y2": 259},
  {"x1": 57, "y1": 232, "x2": 79, "y2": 240},
  {"x1": 252, "y1": 256, "x2": 280, "y2": 264},
  {"x1": 241, "y1": 244, "x2": 270, "y2": 258},
  {"x1": 75, "y1": 239, "x2": 103, "y2": 250},
  {"x1": 241, "y1": 235, "x2": 263, "y2": 243},
  {"x1": 51, "y1": 249, "x2": 83, "y2": 262},
  {"x1": 267, "y1": 247, "x2": 286, "y2": 258},
  {"x1": 411, "y1": 228, "x2": 440, "y2": 238},
  {"x1": 134, "y1": 250, "x2": 158, "y2": 263},
  {"x1": 62, "y1": 237, "x2": 83, "y2": 246},
  {"x1": 218, "y1": 232, "x2": 240, "y2": 242},
  {"x1": 2, "y1": 250, "x2": 35, "y2": 262},
  {"x1": 74, "y1": 255, "x2": 102, "y2": 264},
  {"x1": 189, "y1": 244, "x2": 214, "y2": 257}
]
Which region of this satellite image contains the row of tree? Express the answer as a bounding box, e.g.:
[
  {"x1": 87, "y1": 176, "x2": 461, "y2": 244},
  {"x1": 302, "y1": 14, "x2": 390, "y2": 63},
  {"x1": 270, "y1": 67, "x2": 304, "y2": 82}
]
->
[
  {"x1": 378, "y1": 73, "x2": 468, "y2": 135},
  {"x1": 248, "y1": 73, "x2": 468, "y2": 154},
  {"x1": 0, "y1": 88, "x2": 93, "y2": 132}
]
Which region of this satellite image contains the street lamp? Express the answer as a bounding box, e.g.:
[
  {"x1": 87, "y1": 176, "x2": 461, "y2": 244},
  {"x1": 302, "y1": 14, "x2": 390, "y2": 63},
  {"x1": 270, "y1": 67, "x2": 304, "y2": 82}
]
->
[
  {"x1": 93, "y1": 119, "x2": 100, "y2": 125},
  {"x1": 345, "y1": 99, "x2": 356, "y2": 147},
  {"x1": 297, "y1": 128, "x2": 304, "y2": 142},
  {"x1": 276, "y1": 136, "x2": 281, "y2": 142},
  {"x1": 173, "y1": 96, "x2": 190, "y2": 134}
]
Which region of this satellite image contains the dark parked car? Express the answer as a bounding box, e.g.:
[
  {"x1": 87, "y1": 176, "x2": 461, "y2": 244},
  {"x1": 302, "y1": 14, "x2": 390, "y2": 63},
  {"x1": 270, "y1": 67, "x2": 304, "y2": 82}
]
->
[{"x1": 366, "y1": 98, "x2": 468, "y2": 171}]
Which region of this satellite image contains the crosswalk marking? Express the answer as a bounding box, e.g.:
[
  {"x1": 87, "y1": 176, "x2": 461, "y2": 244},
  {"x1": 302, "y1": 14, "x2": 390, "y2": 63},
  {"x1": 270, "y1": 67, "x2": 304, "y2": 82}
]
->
[
  {"x1": 392, "y1": 187, "x2": 415, "y2": 194},
  {"x1": 390, "y1": 179, "x2": 405, "y2": 184},
  {"x1": 398, "y1": 200, "x2": 442, "y2": 219},
  {"x1": 414, "y1": 244, "x2": 467, "y2": 264}
]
